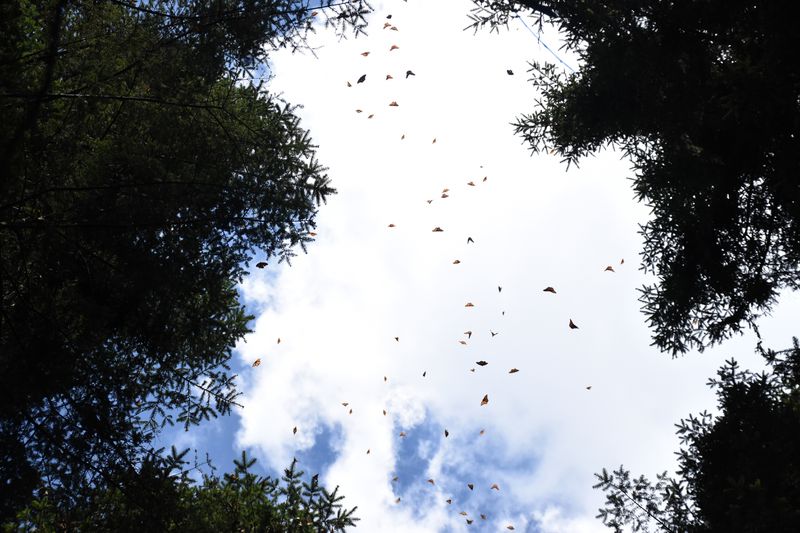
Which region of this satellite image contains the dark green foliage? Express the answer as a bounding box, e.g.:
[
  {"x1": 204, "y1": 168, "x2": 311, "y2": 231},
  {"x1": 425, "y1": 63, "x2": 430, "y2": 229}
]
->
[
  {"x1": 593, "y1": 340, "x2": 800, "y2": 532},
  {"x1": 0, "y1": 0, "x2": 371, "y2": 520},
  {"x1": 469, "y1": 0, "x2": 800, "y2": 355},
  {"x1": 4, "y1": 450, "x2": 359, "y2": 532}
]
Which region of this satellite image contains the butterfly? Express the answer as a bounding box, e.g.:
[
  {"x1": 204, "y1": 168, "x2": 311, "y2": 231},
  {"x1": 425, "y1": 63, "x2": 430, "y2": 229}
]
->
[{"x1": 480, "y1": 394, "x2": 489, "y2": 406}]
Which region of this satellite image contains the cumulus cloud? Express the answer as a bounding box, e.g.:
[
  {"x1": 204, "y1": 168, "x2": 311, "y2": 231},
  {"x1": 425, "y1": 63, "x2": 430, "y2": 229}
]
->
[{"x1": 230, "y1": 0, "x2": 796, "y2": 530}]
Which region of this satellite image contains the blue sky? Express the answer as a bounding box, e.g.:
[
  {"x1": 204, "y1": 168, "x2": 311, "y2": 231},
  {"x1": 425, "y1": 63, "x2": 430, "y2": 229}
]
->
[{"x1": 166, "y1": 1, "x2": 800, "y2": 531}]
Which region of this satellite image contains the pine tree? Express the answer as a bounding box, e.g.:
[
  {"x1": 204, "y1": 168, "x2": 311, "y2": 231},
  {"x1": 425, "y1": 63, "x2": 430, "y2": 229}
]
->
[
  {"x1": 468, "y1": 0, "x2": 800, "y2": 355},
  {"x1": 6, "y1": 450, "x2": 359, "y2": 532},
  {"x1": 1, "y1": 0, "x2": 371, "y2": 519},
  {"x1": 594, "y1": 340, "x2": 800, "y2": 531}
]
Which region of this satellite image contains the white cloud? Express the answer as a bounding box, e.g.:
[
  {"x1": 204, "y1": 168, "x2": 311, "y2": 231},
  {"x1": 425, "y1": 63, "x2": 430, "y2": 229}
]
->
[{"x1": 231, "y1": 0, "x2": 797, "y2": 531}]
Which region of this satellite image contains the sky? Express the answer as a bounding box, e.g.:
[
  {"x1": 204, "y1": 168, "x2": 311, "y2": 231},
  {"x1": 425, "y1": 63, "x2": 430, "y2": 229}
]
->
[{"x1": 165, "y1": 1, "x2": 800, "y2": 531}]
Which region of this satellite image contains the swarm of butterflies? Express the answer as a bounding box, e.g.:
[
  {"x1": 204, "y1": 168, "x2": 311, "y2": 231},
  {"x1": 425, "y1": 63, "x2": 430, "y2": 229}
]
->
[{"x1": 249, "y1": 8, "x2": 625, "y2": 530}]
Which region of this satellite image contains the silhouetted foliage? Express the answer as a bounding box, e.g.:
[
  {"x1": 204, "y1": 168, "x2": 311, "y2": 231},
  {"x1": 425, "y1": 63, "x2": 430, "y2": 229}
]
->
[
  {"x1": 0, "y1": 0, "x2": 371, "y2": 520},
  {"x1": 593, "y1": 339, "x2": 800, "y2": 532},
  {"x1": 4, "y1": 450, "x2": 358, "y2": 532},
  {"x1": 469, "y1": 0, "x2": 800, "y2": 355}
]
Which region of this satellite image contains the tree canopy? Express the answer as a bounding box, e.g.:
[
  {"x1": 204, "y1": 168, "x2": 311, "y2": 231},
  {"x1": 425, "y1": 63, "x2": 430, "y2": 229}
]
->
[
  {"x1": 593, "y1": 339, "x2": 800, "y2": 532},
  {"x1": 469, "y1": 0, "x2": 800, "y2": 355},
  {"x1": 4, "y1": 450, "x2": 358, "y2": 532},
  {"x1": 0, "y1": 0, "x2": 370, "y2": 520}
]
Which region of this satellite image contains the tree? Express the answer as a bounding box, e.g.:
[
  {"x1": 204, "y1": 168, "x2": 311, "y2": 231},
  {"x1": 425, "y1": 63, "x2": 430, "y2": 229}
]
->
[
  {"x1": 468, "y1": 0, "x2": 800, "y2": 355},
  {"x1": 0, "y1": 0, "x2": 371, "y2": 519},
  {"x1": 593, "y1": 340, "x2": 800, "y2": 532},
  {"x1": 4, "y1": 450, "x2": 359, "y2": 532}
]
